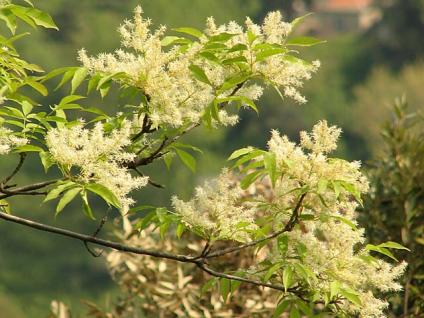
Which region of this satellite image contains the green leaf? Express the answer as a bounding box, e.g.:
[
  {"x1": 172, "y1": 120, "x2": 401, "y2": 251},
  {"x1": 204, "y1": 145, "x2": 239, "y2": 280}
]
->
[
  {"x1": 331, "y1": 215, "x2": 358, "y2": 231},
  {"x1": 239, "y1": 96, "x2": 258, "y2": 113},
  {"x1": 161, "y1": 36, "x2": 188, "y2": 46},
  {"x1": 176, "y1": 149, "x2": 196, "y2": 173},
  {"x1": 272, "y1": 299, "x2": 290, "y2": 318},
  {"x1": 55, "y1": 68, "x2": 78, "y2": 90},
  {"x1": 39, "y1": 151, "x2": 55, "y2": 173},
  {"x1": 277, "y1": 235, "x2": 289, "y2": 256},
  {"x1": 135, "y1": 211, "x2": 157, "y2": 231},
  {"x1": 176, "y1": 222, "x2": 186, "y2": 239},
  {"x1": 255, "y1": 48, "x2": 286, "y2": 62},
  {"x1": 228, "y1": 147, "x2": 253, "y2": 161},
  {"x1": 283, "y1": 266, "x2": 293, "y2": 292},
  {"x1": 247, "y1": 30, "x2": 257, "y2": 44},
  {"x1": 173, "y1": 27, "x2": 203, "y2": 38},
  {"x1": 25, "y1": 79, "x2": 48, "y2": 96},
  {"x1": 331, "y1": 180, "x2": 342, "y2": 198},
  {"x1": 199, "y1": 51, "x2": 221, "y2": 64},
  {"x1": 317, "y1": 179, "x2": 328, "y2": 194},
  {"x1": 264, "y1": 262, "x2": 282, "y2": 282},
  {"x1": 0, "y1": 8, "x2": 17, "y2": 34},
  {"x1": 286, "y1": 36, "x2": 326, "y2": 47},
  {"x1": 44, "y1": 182, "x2": 76, "y2": 203},
  {"x1": 201, "y1": 278, "x2": 218, "y2": 294},
  {"x1": 189, "y1": 64, "x2": 211, "y2": 85},
  {"x1": 163, "y1": 152, "x2": 174, "y2": 170},
  {"x1": 263, "y1": 152, "x2": 277, "y2": 187},
  {"x1": 56, "y1": 187, "x2": 81, "y2": 216},
  {"x1": 71, "y1": 67, "x2": 88, "y2": 94},
  {"x1": 222, "y1": 56, "x2": 248, "y2": 65},
  {"x1": 293, "y1": 263, "x2": 315, "y2": 284},
  {"x1": 290, "y1": 13, "x2": 313, "y2": 30},
  {"x1": 14, "y1": 144, "x2": 43, "y2": 153},
  {"x1": 290, "y1": 306, "x2": 300, "y2": 318},
  {"x1": 219, "y1": 74, "x2": 249, "y2": 92},
  {"x1": 365, "y1": 244, "x2": 398, "y2": 261},
  {"x1": 240, "y1": 170, "x2": 263, "y2": 189},
  {"x1": 209, "y1": 32, "x2": 235, "y2": 42},
  {"x1": 86, "y1": 183, "x2": 121, "y2": 209},
  {"x1": 231, "y1": 149, "x2": 265, "y2": 169},
  {"x1": 228, "y1": 43, "x2": 248, "y2": 53},
  {"x1": 220, "y1": 278, "x2": 231, "y2": 302},
  {"x1": 173, "y1": 142, "x2": 203, "y2": 154},
  {"x1": 21, "y1": 100, "x2": 33, "y2": 116},
  {"x1": 81, "y1": 191, "x2": 95, "y2": 220},
  {"x1": 330, "y1": 281, "x2": 340, "y2": 299},
  {"x1": 24, "y1": 7, "x2": 58, "y2": 29},
  {"x1": 378, "y1": 241, "x2": 410, "y2": 251},
  {"x1": 340, "y1": 289, "x2": 361, "y2": 306}
]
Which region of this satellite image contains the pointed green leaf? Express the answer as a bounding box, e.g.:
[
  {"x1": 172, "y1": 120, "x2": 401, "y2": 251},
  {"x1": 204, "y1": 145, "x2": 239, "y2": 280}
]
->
[
  {"x1": 287, "y1": 36, "x2": 326, "y2": 47},
  {"x1": 189, "y1": 64, "x2": 211, "y2": 85},
  {"x1": 81, "y1": 191, "x2": 95, "y2": 220},
  {"x1": 86, "y1": 183, "x2": 121, "y2": 209},
  {"x1": 283, "y1": 266, "x2": 293, "y2": 292},
  {"x1": 176, "y1": 149, "x2": 196, "y2": 173},
  {"x1": 71, "y1": 67, "x2": 88, "y2": 94},
  {"x1": 173, "y1": 27, "x2": 203, "y2": 38},
  {"x1": 220, "y1": 278, "x2": 231, "y2": 302},
  {"x1": 228, "y1": 147, "x2": 253, "y2": 161},
  {"x1": 56, "y1": 187, "x2": 81, "y2": 215}
]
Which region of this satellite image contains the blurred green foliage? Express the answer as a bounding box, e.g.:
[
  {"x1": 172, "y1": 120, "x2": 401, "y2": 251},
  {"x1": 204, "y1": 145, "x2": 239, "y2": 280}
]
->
[{"x1": 360, "y1": 99, "x2": 424, "y2": 316}]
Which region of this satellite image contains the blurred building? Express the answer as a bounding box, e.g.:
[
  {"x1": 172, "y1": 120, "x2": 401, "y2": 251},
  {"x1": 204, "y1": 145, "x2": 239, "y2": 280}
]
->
[{"x1": 299, "y1": 0, "x2": 381, "y2": 35}]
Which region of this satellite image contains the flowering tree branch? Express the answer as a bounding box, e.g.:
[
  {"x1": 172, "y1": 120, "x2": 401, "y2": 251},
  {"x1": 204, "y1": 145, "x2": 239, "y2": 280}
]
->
[
  {"x1": 203, "y1": 192, "x2": 307, "y2": 259},
  {"x1": 127, "y1": 82, "x2": 246, "y2": 169},
  {"x1": 0, "y1": 210, "x2": 304, "y2": 295}
]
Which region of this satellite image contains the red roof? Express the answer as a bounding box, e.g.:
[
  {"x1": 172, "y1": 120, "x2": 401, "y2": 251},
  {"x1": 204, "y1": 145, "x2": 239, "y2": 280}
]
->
[{"x1": 320, "y1": 0, "x2": 373, "y2": 12}]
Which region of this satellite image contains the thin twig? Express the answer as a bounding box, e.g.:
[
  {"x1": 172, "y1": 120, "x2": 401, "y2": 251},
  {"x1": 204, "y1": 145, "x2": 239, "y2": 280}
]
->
[
  {"x1": 127, "y1": 82, "x2": 246, "y2": 169},
  {"x1": 1, "y1": 153, "x2": 26, "y2": 185},
  {"x1": 133, "y1": 168, "x2": 164, "y2": 189},
  {"x1": 0, "y1": 211, "x2": 195, "y2": 263},
  {"x1": 0, "y1": 211, "x2": 303, "y2": 294},
  {"x1": 0, "y1": 180, "x2": 58, "y2": 199},
  {"x1": 84, "y1": 210, "x2": 110, "y2": 257}
]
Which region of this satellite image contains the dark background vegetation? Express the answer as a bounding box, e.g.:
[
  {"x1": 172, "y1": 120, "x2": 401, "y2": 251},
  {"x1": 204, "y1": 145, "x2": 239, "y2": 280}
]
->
[{"x1": 0, "y1": 0, "x2": 423, "y2": 316}]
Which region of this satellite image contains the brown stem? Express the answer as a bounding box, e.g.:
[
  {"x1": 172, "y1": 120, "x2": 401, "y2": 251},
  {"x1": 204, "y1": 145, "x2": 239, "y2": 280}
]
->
[
  {"x1": 1, "y1": 153, "x2": 26, "y2": 185},
  {"x1": 0, "y1": 180, "x2": 58, "y2": 199},
  {"x1": 0, "y1": 211, "x2": 303, "y2": 294},
  {"x1": 127, "y1": 82, "x2": 246, "y2": 169}
]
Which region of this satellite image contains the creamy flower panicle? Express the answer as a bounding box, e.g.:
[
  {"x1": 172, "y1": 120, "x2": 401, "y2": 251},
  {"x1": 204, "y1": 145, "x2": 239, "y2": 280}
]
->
[
  {"x1": 79, "y1": 7, "x2": 319, "y2": 128},
  {"x1": 174, "y1": 121, "x2": 406, "y2": 317},
  {"x1": 0, "y1": 126, "x2": 28, "y2": 154},
  {"x1": 46, "y1": 121, "x2": 148, "y2": 214},
  {"x1": 172, "y1": 169, "x2": 257, "y2": 242}
]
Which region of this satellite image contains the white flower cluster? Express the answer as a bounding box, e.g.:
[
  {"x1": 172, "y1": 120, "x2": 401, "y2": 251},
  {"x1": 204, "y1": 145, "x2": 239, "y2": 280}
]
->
[
  {"x1": 172, "y1": 169, "x2": 257, "y2": 242},
  {"x1": 265, "y1": 121, "x2": 405, "y2": 317},
  {"x1": 46, "y1": 121, "x2": 148, "y2": 214},
  {"x1": 0, "y1": 126, "x2": 28, "y2": 154},
  {"x1": 173, "y1": 121, "x2": 405, "y2": 317},
  {"x1": 268, "y1": 120, "x2": 369, "y2": 195},
  {"x1": 205, "y1": 11, "x2": 320, "y2": 104},
  {"x1": 79, "y1": 6, "x2": 216, "y2": 128},
  {"x1": 79, "y1": 7, "x2": 319, "y2": 128}
]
